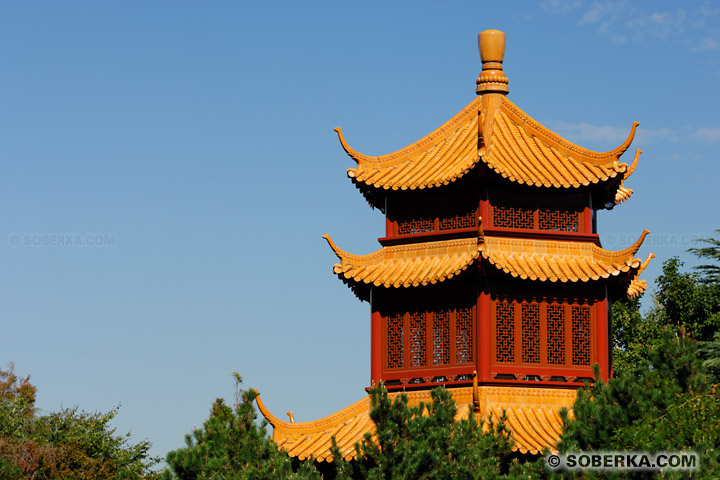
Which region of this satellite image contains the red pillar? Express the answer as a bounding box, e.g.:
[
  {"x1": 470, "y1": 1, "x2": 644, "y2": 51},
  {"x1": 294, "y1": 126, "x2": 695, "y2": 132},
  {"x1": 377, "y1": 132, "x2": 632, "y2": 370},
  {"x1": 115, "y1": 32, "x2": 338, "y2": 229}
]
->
[
  {"x1": 583, "y1": 191, "x2": 593, "y2": 234},
  {"x1": 477, "y1": 285, "x2": 491, "y2": 383},
  {"x1": 371, "y1": 309, "x2": 382, "y2": 386},
  {"x1": 480, "y1": 197, "x2": 490, "y2": 227},
  {"x1": 595, "y1": 297, "x2": 609, "y2": 381},
  {"x1": 583, "y1": 205, "x2": 593, "y2": 234}
]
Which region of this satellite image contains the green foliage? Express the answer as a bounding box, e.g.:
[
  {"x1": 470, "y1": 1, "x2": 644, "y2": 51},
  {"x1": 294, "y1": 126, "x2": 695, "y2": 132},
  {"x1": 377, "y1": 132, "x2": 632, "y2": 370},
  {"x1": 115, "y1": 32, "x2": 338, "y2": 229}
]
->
[
  {"x1": 688, "y1": 229, "x2": 720, "y2": 284},
  {"x1": 0, "y1": 363, "x2": 159, "y2": 480},
  {"x1": 163, "y1": 373, "x2": 320, "y2": 480},
  {"x1": 611, "y1": 297, "x2": 662, "y2": 376},
  {"x1": 558, "y1": 330, "x2": 720, "y2": 479},
  {"x1": 331, "y1": 384, "x2": 544, "y2": 480},
  {"x1": 656, "y1": 258, "x2": 720, "y2": 342},
  {"x1": 612, "y1": 253, "x2": 720, "y2": 376},
  {"x1": 0, "y1": 362, "x2": 37, "y2": 440},
  {"x1": 700, "y1": 331, "x2": 720, "y2": 385}
]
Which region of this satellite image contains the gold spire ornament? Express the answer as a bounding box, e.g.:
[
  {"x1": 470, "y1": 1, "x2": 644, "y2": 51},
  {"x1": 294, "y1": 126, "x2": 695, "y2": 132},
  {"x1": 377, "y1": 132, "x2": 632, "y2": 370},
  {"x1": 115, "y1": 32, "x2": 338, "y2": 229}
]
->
[{"x1": 476, "y1": 29, "x2": 509, "y2": 95}]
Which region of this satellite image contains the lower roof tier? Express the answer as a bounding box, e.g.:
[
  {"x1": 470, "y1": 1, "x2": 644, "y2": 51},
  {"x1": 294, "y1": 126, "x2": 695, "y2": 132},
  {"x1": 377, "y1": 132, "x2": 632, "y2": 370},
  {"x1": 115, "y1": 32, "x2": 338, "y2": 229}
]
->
[
  {"x1": 256, "y1": 385, "x2": 576, "y2": 462},
  {"x1": 323, "y1": 229, "x2": 653, "y2": 301}
]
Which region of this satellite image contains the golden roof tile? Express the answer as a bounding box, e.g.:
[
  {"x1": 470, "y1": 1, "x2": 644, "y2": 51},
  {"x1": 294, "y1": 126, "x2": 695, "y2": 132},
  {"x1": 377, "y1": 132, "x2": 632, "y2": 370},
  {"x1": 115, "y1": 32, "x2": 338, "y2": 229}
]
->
[
  {"x1": 480, "y1": 230, "x2": 649, "y2": 283},
  {"x1": 484, "y1": 97, "x2": 638, "y2": 188},
  {"x1": 336, "y1": 95, "x2": 640, "y2": 207},
  {"x1": 257, "y1": 386, "x2": 576, "y2": 462},
  {"x1": 323, "y1": 230, "x2": 651, "y2": 292},
  {"x1": 336, "y1": 96, "x2": 483, "y2": 191},
  {"x1": 323, "y1": 234, "x2": 481, "y2": 288}
]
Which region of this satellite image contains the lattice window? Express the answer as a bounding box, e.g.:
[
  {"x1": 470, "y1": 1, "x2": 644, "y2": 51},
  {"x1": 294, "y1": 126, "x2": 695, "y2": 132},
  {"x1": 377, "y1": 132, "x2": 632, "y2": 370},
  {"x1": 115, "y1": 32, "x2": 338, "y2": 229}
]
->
[
  {"x1": 491, "y1": 199, "x2": 582, "y2": 233},
  {"x1": 432, "y1": 311, "x2": 450, "y2": 365},
  {"x1": 539, "y1": 208, "x2": 579, "y2": 232},
  {"x1": 547, "y1": 305, "x2": 565, "y2": 365},
  {"x1": 397, "y1": 217, "x2": 434, "y2": 235},
  {"x1": 438, "y1": 211, "x2": 476, "y2": 231},
  {"x1": 455, "y1": 308, "x2": 474, "y2": 364},
  {"x1": 409, "y1": 313, "x2": 427, "y2": 368},
  {"x1": 386, "y1": 314, "x2": 404, "y2": 369},
  {"x1": 572, "y1": 306, "x2": 591, "y2": 366},
  {"x1": 522, "y1": 304, "x2": 540, "y2": 364},
  {"x1": 495, "y1": 301, "x2": 514, "y2": 363},
  {"x1": 381, "y1": 299, "x2": 475, "y2": 379},
  {"x1": 493, "y1": 205, "x2": 533, "y2": 229}
]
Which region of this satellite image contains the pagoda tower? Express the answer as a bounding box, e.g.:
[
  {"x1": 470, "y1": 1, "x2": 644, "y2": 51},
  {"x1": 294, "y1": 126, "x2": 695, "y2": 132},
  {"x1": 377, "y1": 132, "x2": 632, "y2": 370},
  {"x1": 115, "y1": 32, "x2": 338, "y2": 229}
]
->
[{"x1": 257, "y1": 30, "x2": 652, "y2": 462}]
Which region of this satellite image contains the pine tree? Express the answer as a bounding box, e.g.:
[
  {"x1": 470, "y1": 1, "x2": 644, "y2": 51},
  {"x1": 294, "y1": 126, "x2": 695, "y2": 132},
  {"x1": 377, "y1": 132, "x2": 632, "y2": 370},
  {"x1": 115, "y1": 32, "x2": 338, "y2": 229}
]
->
[
  {"x1": 557, "y1": 329, "x2": 720, "y2": 479},
  {"x1": 163, "y1": 374, "x2": 320, "y2": 480},
  {"x1": 700, "y1": 331, "x2": 720, "y2": 385},
  {"x1": 688, "y1": 229, "x2": 720, "y2": 284},
  {"x1": 331, "y1": 384, "x2": 545, "y2": 480}
]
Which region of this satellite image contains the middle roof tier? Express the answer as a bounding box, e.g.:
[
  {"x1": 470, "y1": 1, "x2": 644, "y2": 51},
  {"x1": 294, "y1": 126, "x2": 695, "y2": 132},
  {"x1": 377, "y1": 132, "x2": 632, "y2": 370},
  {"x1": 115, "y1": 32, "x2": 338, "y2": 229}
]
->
[{"x1": 323, "y1": 230, "x2": 652, "y2": 301}]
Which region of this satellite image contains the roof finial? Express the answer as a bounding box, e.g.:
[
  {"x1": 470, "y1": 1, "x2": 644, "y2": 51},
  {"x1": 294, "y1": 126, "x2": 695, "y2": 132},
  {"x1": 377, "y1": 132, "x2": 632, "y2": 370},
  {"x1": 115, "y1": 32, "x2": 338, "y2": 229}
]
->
[{"x1": 476, "y1": 30, "x2": 509, "y2": 95}]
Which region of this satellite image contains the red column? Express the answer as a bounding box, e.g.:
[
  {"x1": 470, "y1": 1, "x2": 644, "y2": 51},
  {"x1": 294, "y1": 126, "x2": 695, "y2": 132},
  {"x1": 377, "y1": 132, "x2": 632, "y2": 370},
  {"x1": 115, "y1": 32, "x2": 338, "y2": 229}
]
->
[
  {"x1": 480, "y1": 197, "x2": 490, "y2": 227},
  {"x1": 595, "y1": 297, "x2": 609, "y2": 381},
  {"x1": 583, "y1": 205, "x2": 593, "y2": 234},
  {"x1": 477, "y1": 286, "x2": 491, "y2": 383},
  {"x1": 371, "y1": 309, "x2": 382, "y2": 386},
  {"x1": 584, "y1": 191, "x2": 594, "y2": 234}
]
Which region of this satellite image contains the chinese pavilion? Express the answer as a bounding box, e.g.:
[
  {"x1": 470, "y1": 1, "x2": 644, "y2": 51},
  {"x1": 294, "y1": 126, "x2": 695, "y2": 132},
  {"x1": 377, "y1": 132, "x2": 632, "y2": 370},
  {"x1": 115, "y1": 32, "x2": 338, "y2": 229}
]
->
[{"x1": 257, "y1": 30, "x2": 653, "y2": 462}]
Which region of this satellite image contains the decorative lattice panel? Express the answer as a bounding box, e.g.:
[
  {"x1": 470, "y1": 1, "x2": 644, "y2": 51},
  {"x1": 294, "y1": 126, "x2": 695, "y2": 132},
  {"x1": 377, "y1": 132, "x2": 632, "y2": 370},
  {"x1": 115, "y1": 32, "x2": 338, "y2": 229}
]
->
[
  {"x1": 386, "y1": 314, "x2": 404, "y2": 369},
  {"x1": 493, "y1": 205, "x2": 534, "y2": 229},
  {"x1": 455, "y1": 307, "x2": 474, "y2": 364},
  {"x1": 539, "y1": 208, "x2": 579, "y2": 232},
  {"x1": 397, "y1": 217, "x2": 435, "y2": 235},
  {"x1": 547, "y1": 305, "x2": 565, "y2": 365},
  {"x1": 409, "y1": 312, "x2": 427, "y2": 368},
  {"x1": 522, "y1": 303, "x2": 540, "y2": 364},
  {"x1": 438, "y1": 211, "x2": 476, "y2": 231},
  {"x1": 572, "y1": 306, "x2": 591, "y2": 366},
  {"x1": 495, "y1": 301, "x2": 514, "y2": 363},
  {"x1": 432, "y1": 311, "x2": 451, "y2": 365}
]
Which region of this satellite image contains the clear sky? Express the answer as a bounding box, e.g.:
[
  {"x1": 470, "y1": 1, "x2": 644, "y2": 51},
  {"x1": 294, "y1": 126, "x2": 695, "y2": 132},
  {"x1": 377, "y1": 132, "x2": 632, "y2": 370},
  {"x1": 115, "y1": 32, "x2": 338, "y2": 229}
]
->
[{"x1": 2, "y1": 0, "x2": 719, "y2": 464}]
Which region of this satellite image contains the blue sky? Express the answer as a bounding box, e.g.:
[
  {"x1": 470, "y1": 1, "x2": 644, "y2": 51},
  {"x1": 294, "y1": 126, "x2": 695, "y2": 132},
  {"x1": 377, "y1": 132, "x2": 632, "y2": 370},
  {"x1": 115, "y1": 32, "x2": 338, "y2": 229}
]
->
[{"x1": 2, "y1": 0, "x2": 719, "y2": 463}]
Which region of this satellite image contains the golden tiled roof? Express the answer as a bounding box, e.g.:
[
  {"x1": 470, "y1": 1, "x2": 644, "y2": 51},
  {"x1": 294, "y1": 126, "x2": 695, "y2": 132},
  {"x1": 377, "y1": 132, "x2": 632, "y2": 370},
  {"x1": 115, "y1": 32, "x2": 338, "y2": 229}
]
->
[
  {"x1": 256, "y1": 386, "x2": 576, "y2": 462},
  {"x1": 323, "y1": 234, "x2": 480, "y2": 288},
  {"x1": 336, "y1": 96, "x2": 482, "y2": 191},
  {"x1": 324, "y1": 230, "x2": 651, "y2": 296},
  {"x1": 484, "y1": 97, "x2": 637, "y2": 189},
  {"x1": 336, "y1": 94, "x2": 640, "y2": 207},
  {"x1": 257, "y1": 395, "x2": 373, "y2": 462},
  {"x1": 479, "y1": 230, "x2": 649, "y2": 283}
]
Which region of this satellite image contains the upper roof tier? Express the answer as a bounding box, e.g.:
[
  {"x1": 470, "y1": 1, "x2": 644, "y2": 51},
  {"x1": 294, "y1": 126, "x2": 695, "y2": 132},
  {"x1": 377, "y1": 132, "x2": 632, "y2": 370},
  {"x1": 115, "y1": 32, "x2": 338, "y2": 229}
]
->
[
  {"x1": 335, "y1": 30, "x2": 642, "y2": 210},
  {"x1": 337, "y1": 95, "x2": 640, "y2": 209}
]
